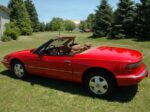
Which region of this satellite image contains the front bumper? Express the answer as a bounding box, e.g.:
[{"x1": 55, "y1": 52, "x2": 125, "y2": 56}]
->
[
  {"x1": 1, "y1": 59, "x2": 11, "y2": 69},
  {"x1": 116, "y1": 65, "x2": 148, "y2": 86}
]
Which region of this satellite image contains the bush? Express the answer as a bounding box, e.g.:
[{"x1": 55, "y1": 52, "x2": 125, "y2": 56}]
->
[
  {"x1": 4, "y1": 28, "x2": 20, "y2": 40},
  {"x1": 1, "y1": 35, "x2": 11, "y2": 42},
  {"x1": 2, "y1": 22, "x2": 20, "y2": 42}
]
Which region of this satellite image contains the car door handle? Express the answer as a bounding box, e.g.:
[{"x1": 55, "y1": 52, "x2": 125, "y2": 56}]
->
[{"x1": 64, "y1": 60, "x2": 71, "y2": 64}]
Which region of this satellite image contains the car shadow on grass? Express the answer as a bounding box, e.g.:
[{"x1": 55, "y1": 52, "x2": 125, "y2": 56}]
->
[{"x1": 0, "y1": 70, "x2": 138, "y2": 103}]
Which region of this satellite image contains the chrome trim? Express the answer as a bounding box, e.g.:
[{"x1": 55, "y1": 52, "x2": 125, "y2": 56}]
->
[
  {"x1": 74, "y1": 72, "x2": 81, "y2": 74},
  {"x1": 26, "y1": 65, "x2": 82, "y2": 74},
  {"x1": 64, "y1": 60, "x2": 71, "y2": 63},
  {"x1": 117, "y1": 66, "x2": 148, "y2": 79},
  {"x1": 26, "y1": 65, "x2": 72, "y2": 73},
  {"x1": 128, "y1": 67, "x2": 147, "y2": 78}
]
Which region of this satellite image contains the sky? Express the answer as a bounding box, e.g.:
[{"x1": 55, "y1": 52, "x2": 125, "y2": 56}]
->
[{"x1": 0, "y1": 0, "x2": 140, "y2": 23}]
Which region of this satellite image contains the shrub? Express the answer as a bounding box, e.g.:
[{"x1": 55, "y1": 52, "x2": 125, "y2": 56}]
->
[
  {"x1": 2, "y1": 22, "x2": 20, "y2": 41},
  {"x1": 4, "y1": 28, "x2": 20, "y2": 40},
  {"x1": 1, "y1": 35, "x2": 11, "y2": 42}
]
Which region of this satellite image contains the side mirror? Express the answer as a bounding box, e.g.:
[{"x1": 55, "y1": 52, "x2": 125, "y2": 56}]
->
[{"x1": 38, "y1": 50, "x2": 45, "y2": 56}]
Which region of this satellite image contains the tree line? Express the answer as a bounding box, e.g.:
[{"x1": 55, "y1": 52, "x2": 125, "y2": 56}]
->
[
  {"x1": 9, "y1": 0, "x2": 76, "y2": 33},
  {"x1": 2, "y1": 0, "x2": 76, "y2": 41},
  {"x1": 40, "y1": 18, "x2": 76, "y2": 32},
  {"x1": 2, "y1": 0, "x2": 150, "y2": 41},
  {"x1": 81, "y1": 0, "x2": 150, "y2": 40}
]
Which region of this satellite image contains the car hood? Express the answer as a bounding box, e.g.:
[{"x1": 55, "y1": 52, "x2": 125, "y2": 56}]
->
[
  {"x1": 79, "y1": 46, "x2": 142, "y2": 63},
  {"x1": 6, "y1": 48, "x2": 34, "y2": 57}
]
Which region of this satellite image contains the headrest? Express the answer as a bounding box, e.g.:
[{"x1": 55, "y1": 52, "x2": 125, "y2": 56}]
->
[
  {"x1": 71, "y1": 45, "x2": 81, "y2": 51},
  {"x1": 84, "y1": 42, "x2": 92, "y2": 48}
]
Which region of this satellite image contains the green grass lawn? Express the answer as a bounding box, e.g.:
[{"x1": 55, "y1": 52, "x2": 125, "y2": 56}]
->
[{"x1": 0, "y1": 32, "x2": 150, "y2": 112}]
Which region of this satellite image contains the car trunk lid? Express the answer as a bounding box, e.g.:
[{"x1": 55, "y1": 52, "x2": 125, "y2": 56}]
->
[{"x1": 79, "y1": 46, "x2": 142, "y2": 63}]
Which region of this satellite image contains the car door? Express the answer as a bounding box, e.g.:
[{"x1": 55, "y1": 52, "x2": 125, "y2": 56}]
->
[
  {"x1": 26, "y1": 53, "x2": 73, "y2": 81},
  {"x1": 41, "y1": 55, "x2": 73, "y2": 81}
]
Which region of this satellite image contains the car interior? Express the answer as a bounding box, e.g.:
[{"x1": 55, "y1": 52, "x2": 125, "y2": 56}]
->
[{"x1": 41, "y1": 36, "x2": 92, "y2": 56}]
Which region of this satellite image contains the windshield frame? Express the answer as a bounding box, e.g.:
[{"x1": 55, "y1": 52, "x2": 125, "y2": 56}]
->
[{"x1": 32, "y1": 36, "x2": 76, "y2": 55}]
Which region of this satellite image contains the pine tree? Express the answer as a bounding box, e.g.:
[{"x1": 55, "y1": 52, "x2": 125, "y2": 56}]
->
[
  {"x1": 93, "y1": 0, "x2": 112, "y2": 37},
  {"x1": 111, "y1": 0, "x2": 135, "y2": 38},
  {"x1": 8, "y1": 0, "x2": 33, "y2": 35},
  {"x1": 135, "y1": 0, "x2": 150, "y2": 39},
  {"x1": 86, "y1": 13, "x2": 95, "y2": 30},
  {"x1": 24, "y1": 0, "x2": 40, "y2": 32}
]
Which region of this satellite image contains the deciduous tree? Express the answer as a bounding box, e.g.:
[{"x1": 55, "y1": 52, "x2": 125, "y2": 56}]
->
[
  {"x1": 65, "y1": 20, "x2": 76, "y2": 31},
  {"x1": 39, "y1": 22, "x2": 46, "y2": 32},
  {"x1": 49, "y1": 17, "x2": 64, "y2": 31},
  {"x1": 79, "y1": 21, "x2": 87, "y2": 31}
]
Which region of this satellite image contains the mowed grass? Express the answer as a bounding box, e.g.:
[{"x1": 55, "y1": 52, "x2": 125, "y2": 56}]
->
[{"x1": 0, "y1": 32, "x2": 150, "y2": 112}]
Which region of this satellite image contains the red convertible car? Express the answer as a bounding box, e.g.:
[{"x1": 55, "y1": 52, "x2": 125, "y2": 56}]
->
[{"x1": 2, "y1": 36, "x2": 148, "y2": 97}]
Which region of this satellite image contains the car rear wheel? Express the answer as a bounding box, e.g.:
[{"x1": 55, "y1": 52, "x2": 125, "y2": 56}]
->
[
  {"x1": 84, "y1": 70, "x2": 116, "y2": 97},
  {"x1": 12, "y1": 61, "x2": 27, "y2": 79}
]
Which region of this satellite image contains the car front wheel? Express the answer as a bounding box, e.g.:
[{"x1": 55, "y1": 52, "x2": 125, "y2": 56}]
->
[
  {"x1": 84, "y1": 70, "x2": 116, "y2": 97},
  {"x1": 12, "y1": 61, "x2": 27, "y2": 79}
]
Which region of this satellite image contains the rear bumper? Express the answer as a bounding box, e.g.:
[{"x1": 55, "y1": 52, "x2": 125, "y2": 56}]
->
[{"x1": 116, "y1": 66, "x2": 148, "y2": 86}]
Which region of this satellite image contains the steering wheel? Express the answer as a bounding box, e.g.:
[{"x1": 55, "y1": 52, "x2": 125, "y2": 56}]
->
[
  {"x1": 49, "y1": 45, "x2": 56, "y2": 49},
  {"x1": 46, "y1": 45, "x2": 60, "y2": 55}
]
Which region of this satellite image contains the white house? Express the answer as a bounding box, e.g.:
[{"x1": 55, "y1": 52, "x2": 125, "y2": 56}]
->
[{"x1": 0, "y1": 5, "x2": 10, "y2": 40}]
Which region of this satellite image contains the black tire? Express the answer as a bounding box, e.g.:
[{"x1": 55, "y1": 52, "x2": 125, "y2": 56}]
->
[
  {"x1": 12, "y1": 60, "x2": 27, "y2": 79},
  {"x1": 84, "y1": 70, "x2": 116, "y2": 97}
]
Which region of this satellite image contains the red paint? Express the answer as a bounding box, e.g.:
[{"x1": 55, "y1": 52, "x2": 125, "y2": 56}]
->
[{"x1": 2, "y1": 46, "x2": 148, "y2": 86}]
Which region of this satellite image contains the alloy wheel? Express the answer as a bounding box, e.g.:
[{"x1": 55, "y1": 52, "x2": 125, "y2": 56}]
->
[
  {"x1": 89, "y1": 76, "x2": 108, "y2": 95},
  {"x1": 14, "y1": 63, "x2": 24, "y2": 78}
]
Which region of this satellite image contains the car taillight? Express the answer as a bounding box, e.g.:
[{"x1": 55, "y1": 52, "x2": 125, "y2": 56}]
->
[{"x1": 126, "y1": 61, "x2": 143, "y2": 70}]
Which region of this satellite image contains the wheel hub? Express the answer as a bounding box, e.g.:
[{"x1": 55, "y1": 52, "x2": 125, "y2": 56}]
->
[
  {"x1": 89, "y1": 76, "x2": 108, "y2": 95},
  {"x1": 14, "y1": 64, "x2": 24, "y2": 78}
]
